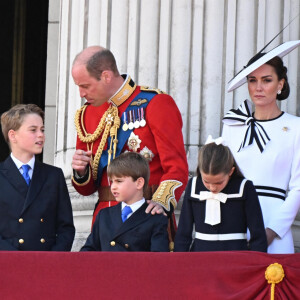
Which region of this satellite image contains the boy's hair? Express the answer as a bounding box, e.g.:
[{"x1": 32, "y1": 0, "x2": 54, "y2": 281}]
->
[
  {"x1": 107, "y1": 152, "x2": 150, "y2": 193},
  {"x1": 197, "y1": 143, "x2": 243, "y2": 178},
  {"x1": 1, "y1": 104, "x2": 44, "y2": 144}
]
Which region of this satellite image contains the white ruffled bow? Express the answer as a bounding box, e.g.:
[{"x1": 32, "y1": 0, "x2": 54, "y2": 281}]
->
[
  {"x1": 205, "y1": 135, "x2": 224, "y2": 146},
  {"x1": 199, "y1": 191, "x2": 227, "y2": 225}
]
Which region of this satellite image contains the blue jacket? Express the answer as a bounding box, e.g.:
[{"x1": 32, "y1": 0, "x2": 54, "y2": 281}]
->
[
  {"x1": 175, "y1": 176, "x2": 267, "y2": 252},
  {"x1": 0, "y1": 156, "x2": 75, "y2": 251},
  {"x1": 81, "y1": 202, "x2": 169, "y2": 251}
]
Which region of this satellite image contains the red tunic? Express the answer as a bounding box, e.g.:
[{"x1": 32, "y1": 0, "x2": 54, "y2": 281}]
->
[{"x1": 72, "y1": 76, "x2": 188, "y2": 225}]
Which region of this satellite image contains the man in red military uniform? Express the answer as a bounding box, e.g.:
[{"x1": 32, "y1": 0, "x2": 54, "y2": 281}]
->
[{"x1": 71, "y1": 46, "x2": 188, "y2": 236}]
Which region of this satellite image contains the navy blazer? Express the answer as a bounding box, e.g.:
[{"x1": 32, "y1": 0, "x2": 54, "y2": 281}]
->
[
  {"x1": 0, "y1": 156, "x2": 75, "y2": 251},
  {"x1": 81, "y1": 202, "x2": 169, "y2": 251},
  {"x1": 174, "y1": 176, "x2": 267, "y2": 252}
]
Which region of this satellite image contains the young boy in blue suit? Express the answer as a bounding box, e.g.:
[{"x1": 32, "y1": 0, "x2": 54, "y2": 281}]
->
[
  {"x1": 81, "y1": 152, "x2": 169, "y2": 251},
  {"x1": 0, "y1": 104, "x2": 75, "y2": 251}
]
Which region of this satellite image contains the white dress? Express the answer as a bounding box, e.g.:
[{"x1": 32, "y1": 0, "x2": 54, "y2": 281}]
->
[{"x1": 222, "y1": 99, "x2": 300, "y2": 253}]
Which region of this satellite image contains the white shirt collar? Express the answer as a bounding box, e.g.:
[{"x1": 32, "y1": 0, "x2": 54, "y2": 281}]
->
[
  {"x1": 10, "y1": 153, "x2": 35, "y2": 171},
  {"x1": 122, "y1": 198, "x2": 145, "y2": 216}
]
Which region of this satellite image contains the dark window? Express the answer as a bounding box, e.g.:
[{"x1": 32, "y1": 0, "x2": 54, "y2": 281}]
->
[{"x1": 0, "y1": 0, "x2": 49, "y2": 161}]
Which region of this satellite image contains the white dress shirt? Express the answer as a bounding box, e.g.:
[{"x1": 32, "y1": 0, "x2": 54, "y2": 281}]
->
[
  {"x1": 10, "y1": 153, "x2": 35, "y2": 179},
  {"x1": 121, "y1": 198, "x2": 145, "y2": 220}
]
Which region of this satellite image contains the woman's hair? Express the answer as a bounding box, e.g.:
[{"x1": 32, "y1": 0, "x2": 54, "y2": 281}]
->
[
  {"x1": 246, "y1": 53, "x2": 290, "y2": 100},
  {"x1": 197, "y1": 143, "x2": 243, "y2": 178},
  {"x1": 1, "y1": 104, "x2": 44, "y2": 144}
]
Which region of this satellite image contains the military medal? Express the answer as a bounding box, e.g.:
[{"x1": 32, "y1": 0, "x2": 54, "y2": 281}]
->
[
  {"x1": 128, "y1": 110, "x2": 134, "y2": 130},
  {"x1": 127, "y1": 132, "x2": 141, "y2": 152},
  {"x1": 133, "y1": 110, "x2": 140, "y2": 129},
  {"x1": 140, "y1": 146, "x2": 154, "y2": 161},
  {"x1": 139, "y1": 107, "x2": 146, "y2": 127},
  {"x1": 122, "y1": 112, "x2": 128, "y2": 131}
]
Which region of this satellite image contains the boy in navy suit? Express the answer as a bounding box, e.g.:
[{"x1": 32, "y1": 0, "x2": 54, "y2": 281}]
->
[
  {"x1": 0, "y1": 104, "x2": 75, "y2": 251},
  {"x1": 81, "y1": 152, "x2": 169, "y2": 251}
]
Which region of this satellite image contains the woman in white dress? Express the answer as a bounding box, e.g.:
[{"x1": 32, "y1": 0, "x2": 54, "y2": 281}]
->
[{"x1": 222, "y1": 41, "x2": 300, "y2": 253}]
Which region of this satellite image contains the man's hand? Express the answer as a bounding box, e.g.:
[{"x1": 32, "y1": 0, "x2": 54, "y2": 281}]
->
[
  {"x1": 145, "y1": 200, "x2": 167, "y2": 216},
  {"x1": 266, "y1": 227, "x2": 278, "y2": 246},
  {"x1": 72, "y1": 149, "x2": 92, "y2": 176}
]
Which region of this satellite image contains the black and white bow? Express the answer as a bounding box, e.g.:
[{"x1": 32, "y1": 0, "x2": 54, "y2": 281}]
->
[{"x1": 223, "y1": 100, "x2": 270, "y2": 153}]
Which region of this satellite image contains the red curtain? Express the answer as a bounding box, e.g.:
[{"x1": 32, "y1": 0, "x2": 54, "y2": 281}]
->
[{"x1": 1, "y1": 251, "x2": 299, "y2": 299}]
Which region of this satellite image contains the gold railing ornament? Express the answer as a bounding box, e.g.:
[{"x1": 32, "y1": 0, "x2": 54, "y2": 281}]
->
[{"x1": 265, "y1": 263, "x2": 285, "y2": 300}]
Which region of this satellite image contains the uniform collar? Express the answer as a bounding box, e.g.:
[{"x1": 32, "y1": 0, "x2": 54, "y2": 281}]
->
[{"x1": 109, "y1": 74, "x2": 136, "y2": 107}]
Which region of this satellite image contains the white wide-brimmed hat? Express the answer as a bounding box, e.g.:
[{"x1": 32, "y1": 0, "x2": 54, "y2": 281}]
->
[{"x1": 227, "y1": 40, "x2": 300, "y2": 92}]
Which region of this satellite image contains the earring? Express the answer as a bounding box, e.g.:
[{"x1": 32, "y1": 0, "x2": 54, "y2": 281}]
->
[{"x1": 277, "y1": 90, "x2": 281, "y2": 95}]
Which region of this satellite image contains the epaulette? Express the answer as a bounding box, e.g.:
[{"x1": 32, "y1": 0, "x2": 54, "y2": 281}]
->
[{"x1": 140, "y1": 86, "x2": 166, "y2": 95}]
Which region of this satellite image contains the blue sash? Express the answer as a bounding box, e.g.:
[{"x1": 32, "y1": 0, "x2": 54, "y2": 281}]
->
[{"x1": 96, "y1": 91, "x2": 156, "y2": 186}]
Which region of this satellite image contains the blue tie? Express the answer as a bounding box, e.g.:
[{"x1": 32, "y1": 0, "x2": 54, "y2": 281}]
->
[
  {"x1": 21, "y1": 165, "x2": 31, "y2": 186},
  {"x1": 121, "y1": 206, "x2": 132, "y2": 222}
]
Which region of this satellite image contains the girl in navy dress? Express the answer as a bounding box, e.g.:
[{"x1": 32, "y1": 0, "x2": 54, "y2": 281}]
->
[{"x1": 174, "y1": 136, "x2": 267, "y2": 252}]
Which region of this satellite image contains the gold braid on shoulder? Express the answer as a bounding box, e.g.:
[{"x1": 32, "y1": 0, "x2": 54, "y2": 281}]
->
[
  {"x1": 75, "y1": 105, "x2": 107, "y2": 143},
  {"x1": 75, "y1": 105, "x2": 120, "y2": 181}
]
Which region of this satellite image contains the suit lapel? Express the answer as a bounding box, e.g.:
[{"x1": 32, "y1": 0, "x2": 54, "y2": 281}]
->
[
  {"x1": 21, "y1": 160, "x2": 47, "y2": 213},
  {"x1": 113, "y1": 202, "x2": 151, "y2": 238},
  {"x1": 1, "y1": 156, "x2": 29, "y2": 198},
  {"x1": 108, "y1": 203, "x2": 123, "y2": 228}
]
